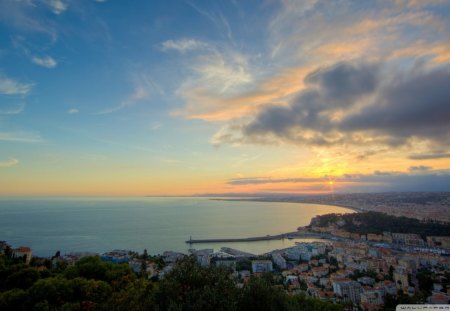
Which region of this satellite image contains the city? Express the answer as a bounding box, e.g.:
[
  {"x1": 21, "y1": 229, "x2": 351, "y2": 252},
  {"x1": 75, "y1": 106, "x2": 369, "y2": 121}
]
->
[{"x1": 2, "y1": 208, "x2": 449, "y2": 310}]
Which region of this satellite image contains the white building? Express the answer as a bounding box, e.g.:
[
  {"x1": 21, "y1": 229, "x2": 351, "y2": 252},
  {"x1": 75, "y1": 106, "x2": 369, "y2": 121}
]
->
[
  {"x1": 190, "y1": 249, "x2": 213, "y2": 267},
  {"x1": 357, "y1": 276, "x2": 375, "y2": 286},
  {"x1": 393, "y1": 267, "x2": 409, "y2": 291},
  {"x1": 162, "y1": 251, "x2": 185, "y2": 263},
  {"x1": 361, "y1": 288, "x2": 384, "y2": 306},
  {"x1": 13, "y1": 246, "x2": 32, "y2": 264},
  {"x1": 332, "y1": 280, "x2": 362, "y2": 303},
  {"x1": 129, "y1": 259, "x2": 158, "y2": 278},
  {"x1": 286, "y1": 243, "x2": 326, "y2": 261},
  {"x1": 272, "y1": 252, "x2": 287, "y2": 270},
  {"x1": 251, "y1": 260, "x2": 273, "y2": 273}
]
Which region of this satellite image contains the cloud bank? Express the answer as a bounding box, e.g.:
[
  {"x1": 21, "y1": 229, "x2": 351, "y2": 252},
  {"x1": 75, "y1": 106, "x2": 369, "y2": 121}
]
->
[
  {"x1": 214, "y1": 62, "x2": 450, "y2": 152},
  {"x1": 227, "y1": 169, "x2": 450, "y2": 193}
]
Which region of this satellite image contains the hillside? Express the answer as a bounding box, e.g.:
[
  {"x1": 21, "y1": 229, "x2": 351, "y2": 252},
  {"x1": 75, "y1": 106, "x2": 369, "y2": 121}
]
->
[{"x1": 309, "y1": 211, "x2": 450, "y2": 238}]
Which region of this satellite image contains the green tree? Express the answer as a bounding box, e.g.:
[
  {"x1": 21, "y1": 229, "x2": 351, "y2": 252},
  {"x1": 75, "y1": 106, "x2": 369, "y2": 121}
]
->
[
  {"x1": 238, "y1": 275, "x2": 290, "y2": 311},
  {"x1": 289, "y1": 294, "x2": 343, "y2": 311},
  {"x1": 5, "y1": 267, "x2": 40, "y2": 290},
  {"x1": 27, "y1": 277, "x2": 74, "y2": 309},
  {"x1": 157, "y1": 256, "x2": 238, "y2": 311},
  {"x1": 0, "y1": 288, "x2": 28, "y2": 311},
  {"x1": 417, "y1": 269, "x2": 434, "y2": 293},
  {"x1": 142, "y1": 249, "x2": 148, "y2": 260},
  {"x1": 106, "y1": 279, "x2": 157, "y2": 311},
  {"x1": 64, "y1": 256, "x2": 135, "y2": 289}
]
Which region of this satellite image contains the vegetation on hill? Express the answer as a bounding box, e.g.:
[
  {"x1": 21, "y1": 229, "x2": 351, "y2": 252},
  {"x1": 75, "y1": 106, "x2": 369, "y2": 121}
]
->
[
  {"x1": 309, "y1": 211, "x2": 450, "y2": 237},
  {"x1": 0, "y1": 254, "x2": 343, "y2": 311}
]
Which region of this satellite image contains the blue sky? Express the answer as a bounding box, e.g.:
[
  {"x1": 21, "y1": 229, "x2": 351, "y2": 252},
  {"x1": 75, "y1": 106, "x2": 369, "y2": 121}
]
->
[{"x1": 1, "y1": 0, "x2": 450, "y2": 196}]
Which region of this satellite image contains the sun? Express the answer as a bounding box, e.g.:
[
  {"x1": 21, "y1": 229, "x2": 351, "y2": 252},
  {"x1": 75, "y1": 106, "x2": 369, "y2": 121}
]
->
[{"x1": 326, "y1": 178, "x2": 336, "y2": 194}]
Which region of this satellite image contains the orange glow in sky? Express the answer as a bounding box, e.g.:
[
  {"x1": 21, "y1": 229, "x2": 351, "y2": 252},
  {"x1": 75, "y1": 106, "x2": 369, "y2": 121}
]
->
[{"x1": 1, "y1": 1, "x2": 450, "y2": 196}]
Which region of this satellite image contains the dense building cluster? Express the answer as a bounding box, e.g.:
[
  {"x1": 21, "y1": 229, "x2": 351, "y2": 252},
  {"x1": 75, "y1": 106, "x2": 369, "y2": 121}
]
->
[{"x1": 4, "y1": 232, "x2": 449, "y2": 311}]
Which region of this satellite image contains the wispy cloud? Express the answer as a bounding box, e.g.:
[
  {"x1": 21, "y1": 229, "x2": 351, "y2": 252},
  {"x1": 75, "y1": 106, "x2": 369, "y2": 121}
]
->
[
  {"x1": 151, "y1": 122, "x2": 162, "y2": 130},
  {"x1": 0, "y1": 158, "x2": 19, "y2": 168},
  {"x1": 185, "y1": 0, "x2": 234, "y2": 42},
  {"x1": 67, "y1": 108, "x2": 79, "y2": 114},
  {"x1": 390, "y1": 42, "x2": 450, "y2": 64},
  {"x1": 193, "y1": 52, "x2": 252, "y2": 93},
  {"x1": 0, "y1": 74, "x2": 32, "y2": 116},
  {"x1": 0, "y1": 75, "x2": 33, "y2": 95},
  {"x1": 96, "y1": 73, "x2": 160, "y2": 114},
  {"x1": 161, "y1": 39, "x2": 209, "y2": 53},
  {"x1": 11, "y1": 36, "x2": 59, "y2": 69},
  {"x1": 172, "y1": 49, "x2": 253, "y2": 120},
  {"x1": 45, "y1": 0, "x2": 68, "y2": 15},
  {"x1": 394, "y1": 0, "x2": 448, "y2": 8},
  {"x1": 0, "y1": 1, "x2": 58, "y2": 40},
  {"x1": 97, "y1": 87, "x2": 148, "y2": 115},
  {"x1": 32, "y1": 55, "x2": 57, "y2": 68},
  {"x1": 0, "y1": 131, "x2": 43, "y2": 143},
  {"x1": 0, "y1": 102, "x2": 25, "y2": 115}
]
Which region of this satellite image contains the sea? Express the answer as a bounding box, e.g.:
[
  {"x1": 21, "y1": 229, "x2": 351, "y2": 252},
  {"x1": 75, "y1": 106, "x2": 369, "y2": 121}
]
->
[{"x1": 0, "y1": 197, "x2": 354, "y2": 257}]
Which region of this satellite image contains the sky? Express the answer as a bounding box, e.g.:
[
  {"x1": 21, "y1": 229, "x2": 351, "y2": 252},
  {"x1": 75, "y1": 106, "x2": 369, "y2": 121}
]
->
[{"x1": 0, "y1": 0, "x2": 450, "y2": 196}]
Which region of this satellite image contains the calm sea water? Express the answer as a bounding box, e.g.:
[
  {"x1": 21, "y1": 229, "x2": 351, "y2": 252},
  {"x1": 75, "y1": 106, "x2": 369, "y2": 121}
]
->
[{"x1": 0, "y1": 197, "x2": 353, "y2": 256}]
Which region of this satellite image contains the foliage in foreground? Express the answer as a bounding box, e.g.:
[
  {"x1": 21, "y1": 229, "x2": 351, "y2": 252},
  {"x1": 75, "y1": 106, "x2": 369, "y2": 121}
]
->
[{"x1": 0, "y1": 255, "x2": 343, "y2": 311}]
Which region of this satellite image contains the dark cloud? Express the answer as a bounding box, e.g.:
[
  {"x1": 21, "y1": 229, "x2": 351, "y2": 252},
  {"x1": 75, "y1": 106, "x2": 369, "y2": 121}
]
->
[
  {"x1": 340, "y1": 169, "x2": 450, "y2": 192},
  {"x1": 409, "y1": 152, "x2": 450, "y2": 160},
  {"x1": 233, "y1": 61, "x2": 450, "y2": 148},
  {"x1": 409, "y1": 165, "x2": 432, "y2": 172},
  {"x1": 259, "y1": 184, "x2": 330, "y2": 192},
  {"x1": 354, "y1": 149, "x2": 386, "y2": 160},
  {"x1": 336, "y1": 172, "x2": 450, "y2": 193},
  {"x1": 226, "y1": 170, "x2": 450, "y2": 192},
  {"x1": 372, "y1": 170, "x2": 401, "y2": 176},
  {"x1": 340, "y1": 67, "x2": 450, "y2": 142},
  {"x1": 305, "y1": 62, "x2": 379, "y2": 107},
  {"x1": 228, "y1": 177, "x2": 323, "y2": 185},
  {"x1": 243, "y1": 62, "x2": 380, "y2": 143}
]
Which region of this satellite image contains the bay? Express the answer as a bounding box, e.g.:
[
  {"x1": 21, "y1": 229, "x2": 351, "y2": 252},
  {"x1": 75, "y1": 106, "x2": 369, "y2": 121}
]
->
[{"x1": 0, "y1": 197, "x2": 354, "y2": 256}]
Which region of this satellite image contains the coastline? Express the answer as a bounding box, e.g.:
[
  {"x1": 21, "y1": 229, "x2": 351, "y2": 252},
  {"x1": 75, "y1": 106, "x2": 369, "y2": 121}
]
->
[
  {"x1": 210, "y1": 192, "x2": 450, "y2": 223},
  {"x1": 210, "y1": 197, "x2": 363, "y2": 213}
]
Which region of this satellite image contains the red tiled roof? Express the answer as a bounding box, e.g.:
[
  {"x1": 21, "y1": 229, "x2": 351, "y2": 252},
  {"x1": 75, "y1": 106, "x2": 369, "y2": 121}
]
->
[{"x1": 15, "y1": 246, "x2": 31, "y2": 252}]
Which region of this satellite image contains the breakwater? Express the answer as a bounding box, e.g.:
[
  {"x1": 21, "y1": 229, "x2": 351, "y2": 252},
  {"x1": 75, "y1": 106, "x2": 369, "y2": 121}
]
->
[{"x1": 186, "y1": 231, "x2": 326, "y2": 244}]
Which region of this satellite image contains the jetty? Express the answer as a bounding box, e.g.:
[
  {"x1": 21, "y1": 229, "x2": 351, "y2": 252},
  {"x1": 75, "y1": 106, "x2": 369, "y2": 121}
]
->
[
  {"x1": 185, "y1": 231, "x2": 326, "y2": 244},
  {"x1": 221, "y1": 247, "x2": 255, "y2": 257}
]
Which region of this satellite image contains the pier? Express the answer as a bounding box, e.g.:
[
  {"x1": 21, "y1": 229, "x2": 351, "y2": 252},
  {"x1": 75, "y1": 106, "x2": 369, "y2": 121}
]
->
[{"x1": 185, "y1": 231, "x2": 326, "y2": 244}]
